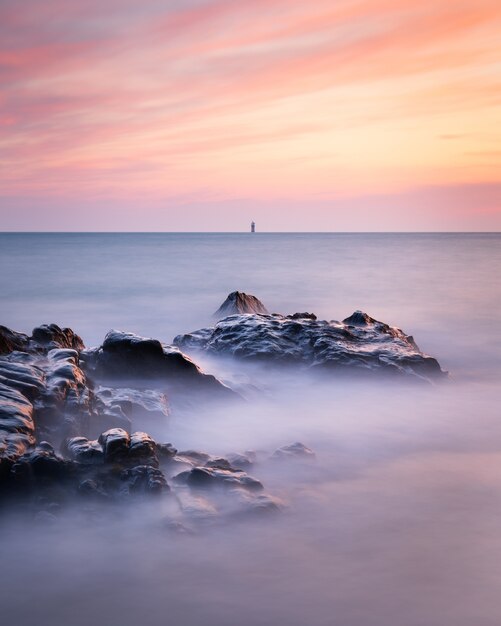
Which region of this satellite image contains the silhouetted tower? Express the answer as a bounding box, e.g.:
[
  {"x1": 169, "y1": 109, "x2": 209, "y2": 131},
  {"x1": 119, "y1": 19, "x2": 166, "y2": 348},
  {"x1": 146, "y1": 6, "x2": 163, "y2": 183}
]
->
[{"x1": 251, "y1": 221, "x2": 256, "y2": 233}]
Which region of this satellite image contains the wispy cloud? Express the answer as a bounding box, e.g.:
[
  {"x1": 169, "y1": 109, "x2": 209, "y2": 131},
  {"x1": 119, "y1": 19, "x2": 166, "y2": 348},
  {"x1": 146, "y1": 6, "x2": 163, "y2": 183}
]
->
[{"x1": 0, "y1": 0, "x2": 500, "y2": 229}]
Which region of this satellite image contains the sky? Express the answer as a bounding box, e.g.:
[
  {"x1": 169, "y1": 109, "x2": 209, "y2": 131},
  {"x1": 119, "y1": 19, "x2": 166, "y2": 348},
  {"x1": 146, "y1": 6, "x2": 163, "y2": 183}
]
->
[{"x1": 0, "y1": 0, "x2": 500, "y2": 231}]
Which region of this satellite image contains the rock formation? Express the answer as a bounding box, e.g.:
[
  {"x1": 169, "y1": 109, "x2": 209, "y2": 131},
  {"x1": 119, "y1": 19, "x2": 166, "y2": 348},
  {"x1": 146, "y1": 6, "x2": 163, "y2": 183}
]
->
[{"x1": 214, "y1": 291, "x2": 269, "y2": 318}]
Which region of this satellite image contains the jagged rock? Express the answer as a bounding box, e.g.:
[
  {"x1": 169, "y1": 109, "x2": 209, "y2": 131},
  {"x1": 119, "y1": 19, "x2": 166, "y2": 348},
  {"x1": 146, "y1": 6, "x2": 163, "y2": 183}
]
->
[
  {"x1": 174, "y1": 309, "x2": 446, "y2": 382},
  {"x1": 0, "y1": 326, "x2": 29, "y2": 355},
  {"x1": 120, "y1": 465, "x2": 169, "y2": 495},
  {"x1": 30, "y1": 325, "x2": 85, "y2": 352},
  {"x1": 214, "y1": 291, "x2": 269, "y2": 318},
  {"x1": 0, "y1": 324, "x2": 84, "y2": 355},
  {"x1": 272, "y1": 442, "x2": 316, "y2": 460},
  {"x1": 174, "y1": 466, "x2": 263, "y2": 491}
]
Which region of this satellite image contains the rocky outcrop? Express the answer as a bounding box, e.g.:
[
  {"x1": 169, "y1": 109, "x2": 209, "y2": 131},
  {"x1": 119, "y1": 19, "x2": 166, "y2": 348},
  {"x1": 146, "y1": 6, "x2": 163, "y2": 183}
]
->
[
  {"x1": 0, "y1": 323, "x2": 236, "y2": 480},
  {"x1": 174, "y1": 307, "x2": 446, "y2": 382},
  {"x1": 214, "y1": 291, "x2": 269, "y2": 318},
  {"x1": 0, "y1": 324, "x2": 84, "y2": 355},
  {"x1": 82, "y1": 330, "x2": 235, "y2": 398}
]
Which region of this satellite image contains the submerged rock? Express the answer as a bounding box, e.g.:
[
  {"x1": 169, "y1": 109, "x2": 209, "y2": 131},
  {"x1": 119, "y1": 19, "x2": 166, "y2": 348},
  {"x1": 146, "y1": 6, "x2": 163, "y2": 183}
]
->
[
  {"x1": 174, "y1": 466, "x2": 263, "y2": 491},
  {"x1": 272, "y1": 442, "x2": 316, "y2": 460},
  {"x1": 174, "y1": 306, "x2": 446, "y2": 382},
  {"x1": 214, "y1": 291, "x2": 269, "y2": 318}
]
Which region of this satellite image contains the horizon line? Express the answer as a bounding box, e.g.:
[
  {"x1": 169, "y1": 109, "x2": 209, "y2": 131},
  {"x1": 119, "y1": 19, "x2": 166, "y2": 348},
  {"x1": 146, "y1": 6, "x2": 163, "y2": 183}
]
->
[{"x1": 0, "y1": 230, "x2": 500, "y2": 235}]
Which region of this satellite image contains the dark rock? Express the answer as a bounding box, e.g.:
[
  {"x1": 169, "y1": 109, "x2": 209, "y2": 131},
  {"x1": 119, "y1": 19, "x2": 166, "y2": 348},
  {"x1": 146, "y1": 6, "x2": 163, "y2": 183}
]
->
[
  {"x1": 30, "y1": 325, "x2": 85, "y2": 352},
  {"x1": 157, "y1": 442, "x2": 177, "y2": 460},
  {"x1": 83, "y1": 330, "x2": 235, "y2": 398},
  {"x1": 288, "y1": 312, "x2": 317, "y2": 321},
  {"x1": 0, "y1": 326, "x2": 29, "y2": 355},
  {"x1": 174, "y1": 310, "x2": 446, "y2": 382},
  {"x1": 129, "y1": 431, "x2": 157, "y2": 464},
  {"x1": 214, "y1": 291, "x2": 269, "y2": 318},
  {"x1": 65, "y1": 436, "x2": 104, "y2": 465},
  {"x1": 98, "y1": 428, "x2": 130, "y2": 462},
  {"x1": 174, "y1": 466, "x2": 263, "y2": 491},
  {"x1": 121, "y1": 465, "x2": 169, "y2": 495}
]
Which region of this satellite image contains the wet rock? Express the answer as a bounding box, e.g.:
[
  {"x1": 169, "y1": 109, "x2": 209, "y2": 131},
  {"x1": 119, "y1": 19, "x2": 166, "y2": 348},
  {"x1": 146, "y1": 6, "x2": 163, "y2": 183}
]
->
[
  {"x1": 0, "y1": 324, "x2": 84, "y2": 356},
  {"x1": 129, "y1": 431, "x2": 157, "y2": 464},
  {"x1": 98, "y1": 428, "x2": 130, "y2": 462},
  {"x1": 177, "y1": 450, "x2": 211, "y2": 465},
  {"x1": 121, "y1": 465, "x2": 169, "y2": 495},
  {"x1": 157, "y1": 442, "x2": 177, "y2": 460},
  {"x1": 272, "y1": 442, "x2": 316, "y2": 460},
  {"x1": 214, "y1": 291, "x2": 269, "y2": 318},
  {"x1": 174, "y1": 466, "x2": 263, "y2": 491},
  {"x1": 288, "y1": 312, "x2": 317, "y2": 321},
  {"x1": 30, "y1": 325, "x2": 85, "y2": 352},
  {"x1": 0, "y1": 326, "x2": 29, "y2": 355},
  {"x1": 65, "y1": 436, "x2": 104, "y2": 465},
  {"x1": 0, "y1": 359, "x2": 40, "y2": 463},
  {"x1": 11, "y1": 446, "x2": 71, "y2": 482},
  {"x1": 83, "y1": 330, "x2": 235, "y2": 398},
  {"x1": 174, "y1": 308, "x2": 446, "y2": 382},
  {"x1": 95, "y1": 386, "x2": 170, "y2": 423}
]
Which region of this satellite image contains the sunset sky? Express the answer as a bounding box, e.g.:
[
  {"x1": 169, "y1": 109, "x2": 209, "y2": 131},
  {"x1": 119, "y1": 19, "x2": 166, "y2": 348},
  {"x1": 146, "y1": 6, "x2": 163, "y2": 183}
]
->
[{"x1": 1, "y1": 0, "x2": 500, "y2": 231}]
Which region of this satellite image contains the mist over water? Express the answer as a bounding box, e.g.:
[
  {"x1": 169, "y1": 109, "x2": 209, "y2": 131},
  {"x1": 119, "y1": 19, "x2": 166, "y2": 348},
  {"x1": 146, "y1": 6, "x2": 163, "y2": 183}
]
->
[{"x1": 1, "y1": 233, "x2": 500, "y2": 626}]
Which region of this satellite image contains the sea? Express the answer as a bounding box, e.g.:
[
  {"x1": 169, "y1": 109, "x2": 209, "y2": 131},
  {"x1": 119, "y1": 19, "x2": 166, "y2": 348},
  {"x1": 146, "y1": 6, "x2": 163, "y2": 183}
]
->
[{"x1": 0, "y1": 232, "x2": 500, "y2": 626}]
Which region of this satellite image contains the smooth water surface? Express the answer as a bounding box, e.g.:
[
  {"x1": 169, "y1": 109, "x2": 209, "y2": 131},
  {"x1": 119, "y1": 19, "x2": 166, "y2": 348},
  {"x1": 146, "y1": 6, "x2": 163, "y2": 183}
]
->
[{"x1": 1, "y1": 232, "x2": 500, "y2": 626}]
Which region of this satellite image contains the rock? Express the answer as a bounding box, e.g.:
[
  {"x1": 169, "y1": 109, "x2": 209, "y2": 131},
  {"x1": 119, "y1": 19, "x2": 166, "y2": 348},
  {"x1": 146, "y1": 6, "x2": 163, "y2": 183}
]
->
[
  {"x1": 0, "y1": 324, "x2": 84, "y2": 355},
  {"x1": 174, "y1": 309, "x2": 446, "y2": 382},
  {"x1": 120, "y1": 465, "x2": 169, "y2": 495},
  {"x1": 30, "y1": 324, "x2": 85, "y2": 352},
  {"x1": 93, "y1": 386, "x2": 169, "y2": 437},
  {"x1": 129, "y1": 431, "x2": 157, "y2": 464},
  {"x1": 11, "y1": 446, "x2": 71, "y2": 481},
  {"x1": 0, "y1": 358, "x2": 41, "y2": 464},
  {"x1": 214, "y1": 291, "x2": 269, "y2": 318},
  {"x1": 288, "y1": 312, "x2": 317, "y2": 321},
  {"x1": 272, "y1": 442, "x2": 316, "y2": 460},
  {"x1": 226, "y1": 451, "x2": 256, "y2": 469},
  {"x1": 82, "y1": 330, "x2": 236, "y2": 398},
  {"x1": 177, "y1": 450, "x2": 211, "y2": 465},
  {"x1": 157, "y1": 442, "x2": 177, "y2": 460},
  {"x1": 98, "y1": 428, "x2": 130, "y2": 462},
  {"x1": 65, "y1": 436, "x2": 104, "y2": 465},
  {"x1": 174, "y1": 466, "x2": 263, "y2": 491},
  {"x1": 0, "y1": 326, "x2": 29, "y2": 355},
  {"x1": 205, "y1": 458, "x2": 233, "y2": 470}
]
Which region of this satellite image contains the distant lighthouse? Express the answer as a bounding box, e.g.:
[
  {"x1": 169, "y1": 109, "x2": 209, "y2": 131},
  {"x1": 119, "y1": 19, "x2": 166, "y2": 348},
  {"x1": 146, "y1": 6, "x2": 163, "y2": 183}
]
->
[{"x1": 251, "y1": 221, "x2": 256, "y2": 233}]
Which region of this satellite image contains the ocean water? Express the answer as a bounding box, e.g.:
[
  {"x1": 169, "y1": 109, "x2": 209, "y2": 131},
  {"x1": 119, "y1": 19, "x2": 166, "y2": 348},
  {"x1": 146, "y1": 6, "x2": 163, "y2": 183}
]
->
[
  {"x1": 1, "y1": 232, "x2": 501, "y2": 626},
  {"x1": 1, "y1": 232, "x2": 500, "y2": 378}
]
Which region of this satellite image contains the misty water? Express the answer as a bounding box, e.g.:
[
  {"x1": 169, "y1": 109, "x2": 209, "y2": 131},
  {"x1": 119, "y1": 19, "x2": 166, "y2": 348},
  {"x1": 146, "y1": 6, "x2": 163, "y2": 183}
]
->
[{"x1": 1, "y1": 232, "x2": 500, "y2": 626}]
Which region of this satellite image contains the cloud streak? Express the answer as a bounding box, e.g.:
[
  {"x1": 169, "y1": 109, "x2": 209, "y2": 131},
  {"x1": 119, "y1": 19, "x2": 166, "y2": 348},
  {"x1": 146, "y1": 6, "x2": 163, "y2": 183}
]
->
[{"x1": 0, "y1": 0, "x2": 500, "y2": 229}]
